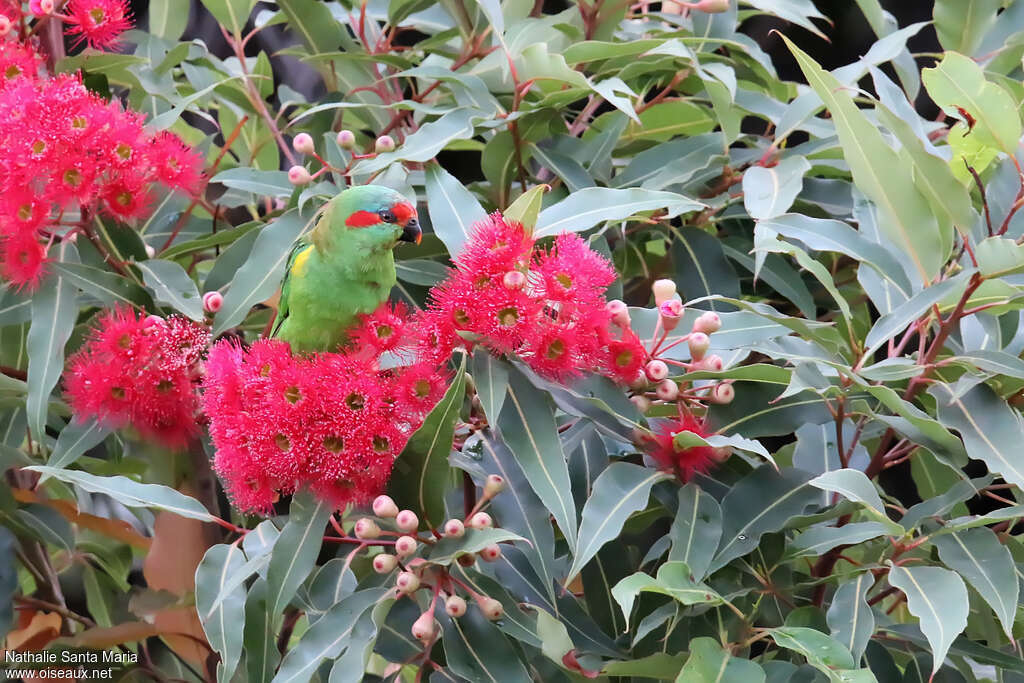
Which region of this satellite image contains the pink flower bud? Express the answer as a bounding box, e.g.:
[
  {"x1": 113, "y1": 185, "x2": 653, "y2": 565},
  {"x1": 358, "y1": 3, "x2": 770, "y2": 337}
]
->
[
  {"x1": 658, "y1": 299, "x2": 684, "y2": 331},
  {"x1": 287, "y1": 165, "x2": 311, "y2": 186},
  {"x1": 483, "y1": 474, "x2": 505, "y2": 498},
  {"x1": 699, "y1": 355, "x2": 723, "y2": 372},
  {"x1": 373, "y1": 495, "x2": 399, "y2": 518},
  {"x1": 0, "y1": 15, "x2": 11, "y2": 36},
  {"x1": 375, "y1": 135, "x2": 396, "y2": 153},
  {"x1": 476, "y1": 596, "x2": 504, "y2": 620},
  {"x1": 396, "y1": 571, "x2": 420, "y2": 594},
  {"x1": 693, "y1": 311, "x2": 721, "y2": 335},
  {"x1": 373, "y1": 553, "x2": 398, "y2": 573},
  {"x1": 395, "y1": 509, "x2": 419, "y2": 532},
  {"x1": 336, "y1": 130, "x2": 356, "y2": 149},
  {"x1": 694, "y1": 0, "x2": 730, "y2": 12},
  {"x1": 445, "y1": 595, "x2": 467, "y2": 617},
  {"x1": 479, "y1": 544, "x2": 502, "y2": 562},
  {"x1": 444, "y1": 519, "x2": 465, "y2": 537},
  {"x1": 30, "y1": 0, "x2": 53, "y2": 16},
  {"x1": 630, "y1": 395, "x2": 651, "y2": 413},
  {"x1": 468, "y1": 512, "x2": 492, "y2": 530},
  {"x1": 655, "y1": 379, "x2": 679, "y2": 401},
  {"x1": 710, "y1": 383, "x2": 735, "y2": 405},
  {"x1": 688, "y1": 332, "x2": 710, "y2": 361},
  {"x1": 712, "y1": 446, "x2": 732, "y2": 462},
  {"x1": 652, "y1": 279, "x2": 676, "y2": 306},
  {"x1": 354, "y1": 518, "x2": 381, "y2": 539},
  {"x1": 502, "y1": 270, "x2": 527, "y2": 290},
  {"x1": 292, "y1": 133, "x2": 315, "y2": 155},
  {"x1": 645, "y1": 360, "x2": 669, "y2": 382},
  {"x1": 395, "y1": 535, "x2": 417, "y2": 557},
  {"x1": 606, "y1": 299, "x2": 631, "y2": 328},
  {"x1": 202, "y1": 291, "x2": 223, "y2": 314},
  {"x1": 629, "y1": 370, "x2": 649, "y2": 391},
  {"x1": 143, "y1": 315, "x2": 165, "y2": 330},
  {"x1": 411, "y1": 611, "x2": 438, "y2": 641}
]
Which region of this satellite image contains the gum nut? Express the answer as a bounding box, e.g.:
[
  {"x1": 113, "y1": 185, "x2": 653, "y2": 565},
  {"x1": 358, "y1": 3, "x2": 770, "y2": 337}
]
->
[
  {"x1": 479, "y1": 544, "x2": 502, "y2": 562},
  {"x1": 693, "y1": 311, "x2": 722, "y2": 334},
  {"x1": 396, "y1": 571, "x2": 420, "y2": 594},
  {"x1": 652, "y1": 279, "x2": 677, "y2": 305},
  {"x1": 143, "y1": 314, "x2": 164, "y2": 330},
  {"x1": 395, "y1": 509, "x2": 419, "y2": 532},
  {"x1": 468, "y1": 512, "x2": 493, "y2": 530},
  {"x1": 711, "y1": 383, "x2": 735, "y2": 405},
  {"x1": 443, "y1": 519, "x2": 465, "y2": 538},
  {"x1": 0, "y1": 16, "x2": 10, "y2": 36},
  {"x1": 372, "y1": 554, "x2": 398, "y2": 573},
  {"x1": 712, "y1": 445, "x2": 732, "y2": 462},
  {"x1": 373, "y1": 495, "x2": 399, "y2": 517},
  {"x1": 659, "y1": 299, "x2": 683, "y2": 318},
  {"x1": 395, "y1": 535, "x2": 418, "y2": 557},
  {"x1": 655, "y1": 379, "x2": 679, "y2": 401},
  {"x1": 375, "y1": 135, "x2": 396, "y2": 153},
  {"x1": 629, "y1": 371, "x2": 649, "y2": 391},
  {"x1": 445, "y1": 595, "x2": 467, "y2": 617},
  {"x1": 336, "y1": 129, "x2": 356, "y2": 149},
  {"x1": 292, "y1": 132, "x2": 315, "y2": 155},
  {"x1": 645, "y1": 360, "x2": 669, "y2": 382},
  {"x1": 202, "y1": 291, "x2": 223, "y2": 313},
  {"x1": 503, "y1": 270, "x2": 526, "y2": 290},
  {"x1": 144, "y1": 244, "x2": 155, "y2": 258},
  {"x1": 354, "y1": 518, "x2": 381, "y2": 539},
  {"x1": 606, "y1": 299, "x2": 631, "y2": 327},
  {"x1": 700, "y1": 355, "x2": 724, "y2": 372},
  {"x1": 456, "y1": 553, "x2": 476, "y2": 567},
  {"x1": 688, "y1": 332, "x2": 710, "y2": 361},
  {"x1": 477, "y1": 597, "x2": 504, "y2": 620},
  {"x1": 287, "y1": 165, "x2": 311, "y2": 185},
  {"x1": 411, "y1": 611, "x2": 438, "y2": 641},
  {"x1": 630, "y1": 395, "x2": 652, "y2": 413},
  {"x1": 695, "y1": 0, "x2": 730, "y2": 12},
  {"x1": 484, "y1": 474, "x2": 506, "y2": 497}
]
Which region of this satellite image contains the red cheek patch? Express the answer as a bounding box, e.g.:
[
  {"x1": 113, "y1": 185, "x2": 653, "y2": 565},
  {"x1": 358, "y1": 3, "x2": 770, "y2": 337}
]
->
[{"x1": 346, "y1": 210, "x2": 382, "y2": 227}]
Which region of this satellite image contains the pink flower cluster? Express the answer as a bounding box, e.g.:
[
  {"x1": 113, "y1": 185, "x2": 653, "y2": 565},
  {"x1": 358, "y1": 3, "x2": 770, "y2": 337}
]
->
[
  {"x1": 65, "y1": 309, "x2": 210, "y2": 448},
  {"x1": 423, "y1": 213, "x2": 647, "y2": 382},
  {"x1": 0, "y1": 37, "x2": 202, "y2": 289},
  {"x1": 201, "y1": 308, "x2": 447, "y2": 513},
  {"x1": 1, "y1": 1, "x2": 134, "y2": 50}
]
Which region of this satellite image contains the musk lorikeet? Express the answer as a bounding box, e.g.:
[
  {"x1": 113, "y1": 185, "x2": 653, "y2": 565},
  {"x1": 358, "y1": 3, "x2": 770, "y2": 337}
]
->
[{"x1": 271, "y1": 185, "x2": 422, "y2": 353}]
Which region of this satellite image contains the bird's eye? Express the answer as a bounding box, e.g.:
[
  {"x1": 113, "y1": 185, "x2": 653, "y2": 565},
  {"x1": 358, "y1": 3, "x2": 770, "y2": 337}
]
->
[{"x1": 378, "y1": 209, "x2": 397, "y2": 223}]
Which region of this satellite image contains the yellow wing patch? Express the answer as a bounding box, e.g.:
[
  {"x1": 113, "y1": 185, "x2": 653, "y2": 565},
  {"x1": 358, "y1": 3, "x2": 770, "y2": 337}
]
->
[{"x1": 290, "y1": 245, "x2": 314, "y2": 277}]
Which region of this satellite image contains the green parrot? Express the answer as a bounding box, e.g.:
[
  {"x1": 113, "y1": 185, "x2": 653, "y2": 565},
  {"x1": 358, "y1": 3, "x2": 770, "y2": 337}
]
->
[{"x1": 271, "y1": 185, "x2": 422, "y2": 353}]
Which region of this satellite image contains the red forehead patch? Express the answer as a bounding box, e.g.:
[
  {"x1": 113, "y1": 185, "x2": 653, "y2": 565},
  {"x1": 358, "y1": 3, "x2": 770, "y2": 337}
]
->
[
  {"x1": 345, "y1": 210, "x2": 381, "y2": 227},
  {"x1": 392, "y1": 202, "x2": 416, "y2": 223}
]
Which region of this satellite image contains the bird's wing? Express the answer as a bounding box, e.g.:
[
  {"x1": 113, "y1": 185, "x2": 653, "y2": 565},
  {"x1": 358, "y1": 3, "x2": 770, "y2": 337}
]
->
[{"x1": 270, "y1": 239, "x2": 314, "y2": 338}]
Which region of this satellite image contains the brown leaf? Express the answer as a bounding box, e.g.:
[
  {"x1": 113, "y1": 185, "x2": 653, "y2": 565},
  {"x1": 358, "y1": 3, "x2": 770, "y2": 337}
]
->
[{"x1": 7, "y1": 610, "x2": 62, "y2": 651}]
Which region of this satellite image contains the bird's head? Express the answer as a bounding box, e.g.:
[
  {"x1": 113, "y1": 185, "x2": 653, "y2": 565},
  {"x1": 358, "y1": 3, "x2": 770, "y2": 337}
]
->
[{"x1": 317, "y1": 185, "x2": 421, "y2": 252}]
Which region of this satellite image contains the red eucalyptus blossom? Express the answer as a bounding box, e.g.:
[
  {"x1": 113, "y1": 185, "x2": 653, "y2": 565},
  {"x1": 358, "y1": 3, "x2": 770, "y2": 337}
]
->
[{"x1": 63, "y1": 0, "x2": 134, "y2": 49}]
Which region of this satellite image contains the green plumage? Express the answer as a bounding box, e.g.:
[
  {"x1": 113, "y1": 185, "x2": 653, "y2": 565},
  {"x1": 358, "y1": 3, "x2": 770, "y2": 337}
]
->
[{"x1": 271, "y1": 185, "x2": 418, "y2": 353}]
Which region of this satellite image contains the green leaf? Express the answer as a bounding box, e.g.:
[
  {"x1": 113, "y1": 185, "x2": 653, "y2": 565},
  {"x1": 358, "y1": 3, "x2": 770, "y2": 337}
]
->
[
  {"x1": 470, "y1": 349, "x2": 508, "y2": 423},
  {"x1": 768, "y1": 627, "x2": 855, "y2": 671},
  {"x1": 886, "y1": 563, "x2": 968, "y2": 679},
  {"x1": 932, "y1": 527, "x2": 1018, "y2": 637},
  {"x1": 48, "y1": 419, "x2": 111, "y2": 469},
  {"x1": 390, "y1": 353, "x2": 466, "y2": 526},
  {"x1": 668, "y1": 483, "x2": 722, "y2": 582},
  {"x1": 26, "y1": 242, "x2": 79, "y2": 442},
  {"x1": 742, "y1": 156, "x2": 811, "y2": 220},
  {"x1": 395, "y1": 259, "x2": 450, "y2": 287},
  {"x1": 789, "y1": 521, "x2": 891, "y2": 558},
  {"x1": 604, "y1": 653, "x2": 686, "y2": 678},
  {"x1": 276, "y1": 0, "x2": 344, "y2": 55},
  {"x1": 137, "y1": 259, "x2": 204, "y2": 320},
  {"x1": 424, "y1": 162, "x2": 488, "y2": 258},
  {"x1": 535, "y1": 188, "x2": 703, "y2": 237},
  {"x1": 922, "y1": 52, "x2": 1023, "y2": 156},
  {"x1": 827, "y1": 574, "x2": 875, "y2": 662},
  {"x1": 671, "y1": 226, "x2": 740, "y2": 311},
  {"x1": 211, "y1": 168, "x2": 293, "y2": 197},
  {"x1": 612, "y1": 562, "x2": 723, "y2": 629},
  {"x1": 13, "y1": 504, "x2": 74, "y2": 551},
  {"x1": 676, "y1": 637, "x2": 766, "y2": 683},
  {"x1": 148, "y1": 0, "x2": 189, "y2": 39},
  {"x1": 357, "y1": 109, "x2": 482, "y2": 174},
  {"x1": 427, "y1": 528, "x2": 526, "y2": 566},
  {"x1": 272, "y1": 588, "x2": 388, "y2": 683},
  {"x1": 0, "y1": 528, "x2": 14, "y2": 638},
  {"x1": 196, "y1": 544, "x2": 247, "y2": 683},
  {"x1": 52, "y1": 262, "x2": 153, "y2": 309},
  {"x1": 746, "y1": 0, "x2": 829, "y2": 39},
  {"x1": 213, "y1": 210, "x2": 311, "y2": 335},
  {"x1": 567, "y1": 462, "x2": 668, "y2": 582},
  {"x1": 498, "y1": 364, "x2": 577, "y2": 551},
  {"x1": 200, "y1": 0, "x2": 257, "y2": 37},
  {"x1": 862, "y1": 272, "x2": 970, "y2": 358},
  {"x1": 243, "y1": 579, "x2": 279, "y2": 683},
  {"x1": 975, "y1": 236, "x2": 1024, "y2": 278},
  {"x1": 502, "y1": 184, "x2": 548, "y2": 233},
  {"x1": 440, "y1": 607, "x2": 532, "y2": 683},
  {"x1": 809, "y1": 469, "x2": 901, "y2": 531},
  {"x1": 265, "y1": 491, "x2": 331, "y2": 617},
  {"x1": 784, "y1": 36, "x2": 948, "y2": 282},
  {"x1": 934, "y1": 0, "x2": 1000, "y2": 56},
  {"x1": 25, "y1": 466, "x2": 215, "y2": 522}
]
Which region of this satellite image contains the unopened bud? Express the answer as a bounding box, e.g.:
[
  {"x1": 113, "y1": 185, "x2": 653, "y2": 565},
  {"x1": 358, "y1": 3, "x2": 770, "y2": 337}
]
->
[
  {"x1": 479, "y1": 544, "x2": 502, "y2": 562},
  {"x1": 712, "y1": 446, "x2": 732, "y2": 463},
  {"x1": 693, "y1": 0, "x2": 730, "y2": 12},
  {"x1": 354, "y1": 518, "x2": 380, "y2": 539},
  {"x1": 476, "y1": 596, "x2": 504, "y2": 620},
  {"x1": 468, "y1": 512, "x2": 493, "y2": 530},
  {"x1": 443, "y1": 519, "x2": 465, "y2": 538},
  {"x1": 456, "y1": 553, "x2": 476, "y2": 567},
  {"x1": 606, "y1": 299, "x2": 631, "y2": 328},
  {"x1": 652, "y1": 279, "x2": 677, "y2": 306},
  {"x1": 287, "y1": 165, "x2": 311, "y2": 185},
  {"x1": 693, "y1": 311, "x2": 722, "y2": 334},
  {"x1": 336, "y1": 129, "x2": 356, "y2": 149},
  {"x1": 483, "y1": 474, "x2": 506, "y2": 498},
  {"x1": 698, "y1": 355, "x2": 723, "y2": 372},
  {"x1": 30, "y1": 0, "x2": 53, "y2": 16},
  {"x1": 373, "y1": 495, "x2": 398, "y2": 517},
  {"x1": 0, "y1": 15, "x2": 10, "y2": 36},
  {"x1": 373, "y1": 553, "x2": 398, "y2": 573},
  {"x1": 645, "y1": 360, "x2": 669, "y2": 382},
  {"x1": 411, "y1": 611, "x2": 439, "y2": 641},
  {"x1": 396, "y1": 571, "x2": 420, "y2": 594},
  {"x1": 445, "y1": 595, "x2": 467, "y2": 617},
  {"x1": 375, "y1": 135, "x2": 396, "y2": 153},
  {"x1": 629, "y1": 371, "x2": 649, "y2": 392},
  {"x1": 143, "y1": 315, "x2": 164, "y2": 330},
  {"x1": 710, "y1": 383, "x2": 735, "y2": 405},
  {"x1": 658, "y1": 300, "x2": 684, "y2": 331},
  {"x1": 396, "y1": 509, "x2": 419, "y2": 532},
  {"x1": 395, "y1": 535, "x2": 418, "y2": 557},
  {"x1": 202, "y1": 291, "x2": 223, "y2": 313},
  {"x1": 655, "y1": 379, "x2": 679, "y2": 401},
  {"x1": 292, "y1": 133, "x2": 315, "y2": 155},
  {"x1": 688, "y1": 332, "x2": 710, "y2": 361},
  {"x1": 503, "y1": 271, "x2": 526, "y2": 290},
  {"x1": 630, "y1": 395, "x2": 652, "y2": 413}
]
